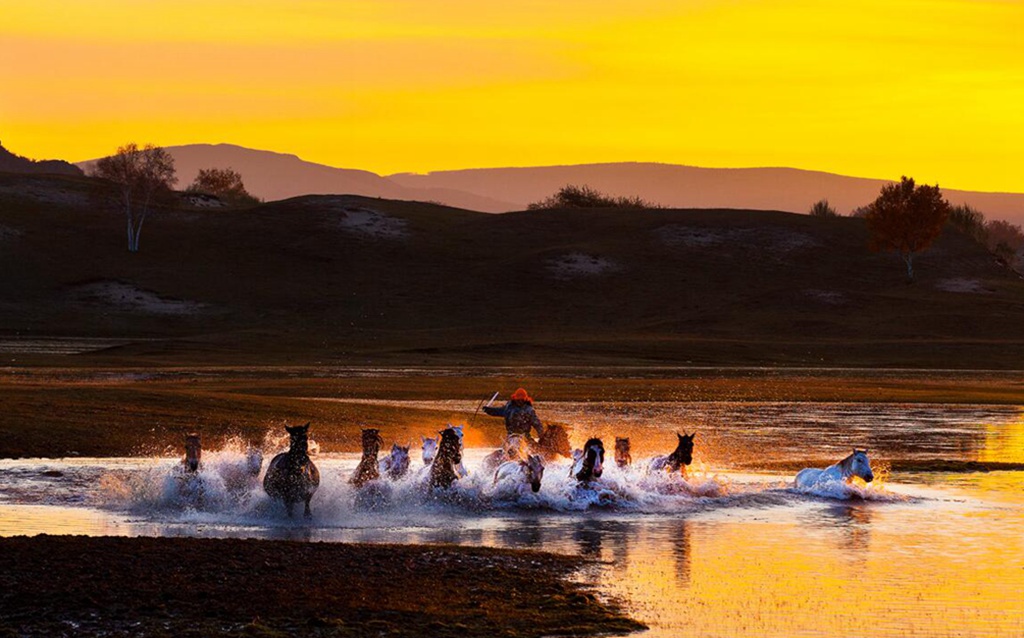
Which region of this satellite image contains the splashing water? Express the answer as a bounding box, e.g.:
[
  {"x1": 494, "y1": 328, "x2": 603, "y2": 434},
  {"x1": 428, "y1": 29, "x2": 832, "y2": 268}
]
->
[{"x1": 83, "y1": 436, "x2": 910, "y2": 531}]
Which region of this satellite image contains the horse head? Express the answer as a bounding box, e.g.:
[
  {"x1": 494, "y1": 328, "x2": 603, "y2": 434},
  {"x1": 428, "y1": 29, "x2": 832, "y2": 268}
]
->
[
  {"x1": 525, "y1": 454, "x2": 545, "y2": 493},
  {"x1": 503, "y1": 434, "x2": 526, "y2": 461},
  {"x1": 361, "y1": 428, "x2": 384, "y2": 457},
  {"x1": 542, "y1": 423, "x2": 573, "y2": 458},
  {"x1": 577, "y1": 438, "x2": 605, "y2": 481},
  {"x1": 439, "y1": 427, "x2": 463, "y2": 466},
  {"x1": 849, "y1": 449, "x2": 874, "y2": 483},
  {"x1": 614, "y1": 437, "x2": 632, "y2": 467},
  {"x1": 421, "y1": 435, "x2": 438, "y2": 465},
  {"x1": 391, "y1": 442, "x2": 410, "y2": 461},
  {"x1": 671, "y1": 432, "x2": 695, "y2": 468},
  {"x1": 285, "y1": 422, "x2": 312, "y2": 456},
  {"x1": 183, "y1": 433, "x2": 202, "y2": 473}
]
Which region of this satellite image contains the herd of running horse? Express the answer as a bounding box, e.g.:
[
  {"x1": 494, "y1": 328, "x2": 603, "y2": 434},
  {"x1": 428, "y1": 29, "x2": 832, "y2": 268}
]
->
[{"x1": 179, "y1": 422, "x2": 875, "y2": 518}]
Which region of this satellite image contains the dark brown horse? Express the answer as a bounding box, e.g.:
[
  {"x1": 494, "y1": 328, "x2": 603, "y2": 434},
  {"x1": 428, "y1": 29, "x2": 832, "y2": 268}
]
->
[
  {"x1": 647, "y1": 433, "x2": 695, "y2": 474},
  {"x1": 263, "y1": 423, "x2": 320, "y2": 517},
  {"x1": 182, "y1": 433, "x2": 202, "y2": 473},
  {"x1": 614, "y1": 437, "x2": 632, "y2": 468},
  {"x1": 350, "y1": 428, "x2": 384, "y2": 488},
  {"x1": 530, "y1": 423, "x2": 572, "y2": 461},
  {"x1": 428, "y1": 427, "x2": 463, "y2": 490}
]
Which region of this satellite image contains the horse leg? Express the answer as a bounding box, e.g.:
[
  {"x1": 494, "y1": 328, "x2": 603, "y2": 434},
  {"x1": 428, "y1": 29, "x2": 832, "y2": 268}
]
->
[
  {"x1": 304, "y1": 496, "x2": 312, "y2": 519},
  {"x1": 285, "y1": 500, "x2": 295, "y2": 518}
]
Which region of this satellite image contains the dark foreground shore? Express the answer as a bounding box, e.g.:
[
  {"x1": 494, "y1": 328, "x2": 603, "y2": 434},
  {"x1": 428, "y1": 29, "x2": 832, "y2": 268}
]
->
[{"x1": 0, "y1": 536, "x2": 644, "y2": 638}]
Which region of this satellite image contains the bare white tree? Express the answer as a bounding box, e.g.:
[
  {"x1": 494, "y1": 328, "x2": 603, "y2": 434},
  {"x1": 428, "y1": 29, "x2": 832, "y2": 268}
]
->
[{"x1": 92, "y1": 143, "x2": 176, "y2": 252}]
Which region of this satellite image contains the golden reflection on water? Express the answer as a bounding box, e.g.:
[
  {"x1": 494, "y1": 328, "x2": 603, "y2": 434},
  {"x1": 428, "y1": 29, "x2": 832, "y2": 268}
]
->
[
  {"x1": 595, "y1": 498, "x2": 1024, "y2": 637},
  {"x1": 980, "y1": 412, "x2": 1024, "y2": 464}
]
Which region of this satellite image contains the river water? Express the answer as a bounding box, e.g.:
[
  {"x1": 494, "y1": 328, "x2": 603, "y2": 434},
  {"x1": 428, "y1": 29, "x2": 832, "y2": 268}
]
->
[{"x1": 1, "y1": 401, "x2": 1022, "y2": 637}]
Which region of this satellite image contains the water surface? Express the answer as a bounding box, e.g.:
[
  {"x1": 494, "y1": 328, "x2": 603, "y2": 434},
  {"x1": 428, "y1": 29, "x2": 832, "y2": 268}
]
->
[{"x1": 1, "y1": 401, "x2": 1021, "y2": 637}]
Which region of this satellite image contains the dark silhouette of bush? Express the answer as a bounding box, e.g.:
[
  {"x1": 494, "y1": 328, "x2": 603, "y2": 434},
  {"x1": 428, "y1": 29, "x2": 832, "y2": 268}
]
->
[
  {"x1": 809, "y1": 199, "x2": 839, "y2": 218},
  {"x1": 528, "y1": 185, "x2": 656, "y2": 210},
  {"x1": 864, "y1": 176, "x2": 950, "y2": 282},
  {"x1": 947, "y1": 204, "x2": 987, "y2": 244},
  {"x1": 984, "y1": 219, "x2": 1024, "y2": 265},
  {"x1": 187, "y1": 167, "x2": 260, "y2": 207}
]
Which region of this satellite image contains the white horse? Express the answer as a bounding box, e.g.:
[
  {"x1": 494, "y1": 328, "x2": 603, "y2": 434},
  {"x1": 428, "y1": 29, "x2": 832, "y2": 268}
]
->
[
  {"x1": 494, "y1": 454, "x2": 545, "y2": 494},
  {"x1": 481, "y1": 434, "x2": 526, "y2": 474},
  {"x1": 379, "y1": 443, "x2": 411, "y2": 480},
  {"x1": 421, "y1": 435, "x2": 438, "y2": 465},
  {"x1": 795, "y1": 449, "x2": 874, "y2": 489}
]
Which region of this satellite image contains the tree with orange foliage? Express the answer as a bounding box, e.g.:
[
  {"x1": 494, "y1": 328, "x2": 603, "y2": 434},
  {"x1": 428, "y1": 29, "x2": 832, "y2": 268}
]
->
[{"x1": 865, "y1": 176, "x2": 950, "y2": 281}]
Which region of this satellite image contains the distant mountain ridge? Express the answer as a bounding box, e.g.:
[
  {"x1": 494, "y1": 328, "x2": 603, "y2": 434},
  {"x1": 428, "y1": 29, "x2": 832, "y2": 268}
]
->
[
  {"x1": 76, "y1": 144, "x2": 1024, "y2": 224},
  {"x1": 1, "y1": 143, "x2": 82, "y2": 177},
  {"x1": 80, "y1": 144, "x2": 516, "y2": 213},
  {"x1": 390, "y1": 163, "x2": 1024, "y2": 224}
]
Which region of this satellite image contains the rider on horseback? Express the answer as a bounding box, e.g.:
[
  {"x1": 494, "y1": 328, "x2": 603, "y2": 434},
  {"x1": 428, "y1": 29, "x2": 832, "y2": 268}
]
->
[{"x1": 483, "y1": 388, "x2": 544, "y2": 443}]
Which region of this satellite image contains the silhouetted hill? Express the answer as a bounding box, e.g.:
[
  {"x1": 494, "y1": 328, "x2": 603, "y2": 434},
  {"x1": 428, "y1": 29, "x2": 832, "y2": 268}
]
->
[
  {"x1": 77, "y1": 145, "x2": 1024, "y2": 224},
  {"x1": 391, "y1": 163, "x2": 1024, "y2": 225},
  {"x1": 2, "y1": 173, "x2": 1023, "y2": 368},
  {"x1": 78, "y1": 144, "x2": 516, "y2": 212},
  {"x1": 0, "y1": 143, "x2": 82, "y2": 176}
]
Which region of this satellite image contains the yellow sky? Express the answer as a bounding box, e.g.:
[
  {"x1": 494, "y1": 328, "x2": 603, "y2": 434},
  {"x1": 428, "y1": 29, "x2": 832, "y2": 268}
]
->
[{"x1": 1, "y1": 0, "x2": 1022, "y2": 190}]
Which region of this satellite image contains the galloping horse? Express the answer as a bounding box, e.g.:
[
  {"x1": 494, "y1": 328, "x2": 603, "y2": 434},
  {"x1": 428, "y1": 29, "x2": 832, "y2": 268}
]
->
[
  {"x1": 795, "y1": 449, "x2": 874, "y2": 489},
  {"x1": 647, "y1": 433, "x2": 695, "y2": 475},
  {"x1": 530, "y1": 423, "x2": 572, "y2": 461},
  {"x1": 428, "y1": 427, "x2": 463, "y2": 490},
  {"x1": 421, "y1": 435, "x2": 438, "y2": 465},
  {"x1": 481, "y1": 434, "x2": 526, "y2": 474},
  {"x1": 182, "y1": 433, "x2": 202, "y2": 473},
  {"x1": 379, "y1": 443, "x2": 411, "y2": 480},
  {"x1": 570, "y1": 438, "x2": 605, "y2": 483},
  {"x1": 351, "y1": 428, "x2": 385, "y2": 488},
  {"x1": 494, "y1": 454, "x2": 546, "y2": 493},
  {"x1": 450, "y1": 424, "x2": 469, "y2": 478},
  {"x1": 614, "y1": 437, "x2": 632, "y2": 468},
  {"x1": 263, "y1": 423, "x2": 320, "y2": 517}
]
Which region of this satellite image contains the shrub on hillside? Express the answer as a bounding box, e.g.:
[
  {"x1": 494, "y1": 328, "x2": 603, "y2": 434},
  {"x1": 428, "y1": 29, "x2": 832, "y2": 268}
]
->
[
  {"x1": 187, "y1": 167, "x2": 260, "y2": 207},
  {"x1": 528, "y1": 184, "x2": 656, "y2": 210},
  {"x1": 809, "y1": 199, "x2": 839, "y2": 218},
  {"x1": 984, "y1": 219, "x2": 1024, "y2": 265},
  {"x1": 947, "y1": 204, "x2": 987, "y2": 244}
]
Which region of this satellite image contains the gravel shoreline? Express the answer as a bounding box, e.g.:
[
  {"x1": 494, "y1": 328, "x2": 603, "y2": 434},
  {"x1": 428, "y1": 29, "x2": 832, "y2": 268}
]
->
[{"x1": 0, "y1": 535, "x2": 644, "y2": 637}]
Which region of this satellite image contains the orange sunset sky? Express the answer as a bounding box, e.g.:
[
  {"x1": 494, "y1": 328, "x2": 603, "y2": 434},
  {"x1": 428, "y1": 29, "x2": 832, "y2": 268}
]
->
[{"x1": 1, "y1": 0, "x2": 1022, "y2": 191}]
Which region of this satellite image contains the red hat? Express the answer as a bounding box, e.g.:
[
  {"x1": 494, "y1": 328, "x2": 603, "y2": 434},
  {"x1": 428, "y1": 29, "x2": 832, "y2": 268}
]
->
[{"x1": 511, "y1": 388, "x2": 532, "y2": 403}]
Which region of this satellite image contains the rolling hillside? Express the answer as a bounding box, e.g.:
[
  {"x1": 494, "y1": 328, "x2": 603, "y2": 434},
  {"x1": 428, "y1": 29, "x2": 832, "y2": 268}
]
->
[
  {"x1": 78, "y1": 144, "x2": 517, "y2": 213},
  {"x1": 2, "y1": 173, "x2": 1023, "y2": 368},
  {"x1": 391, "y1": 163, "x2": 1024, "y2": 224},
  {"x1": 76, "y1": 144, "x2": 1024, "y2": 224}
]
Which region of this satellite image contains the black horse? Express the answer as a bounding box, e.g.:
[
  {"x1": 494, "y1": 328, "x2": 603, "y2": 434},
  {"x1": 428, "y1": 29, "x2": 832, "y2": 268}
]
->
[
  {"x1": 648, "y1": 433, "x2": 695, "y2": 474},
  {"x1": 263, "y1": 423, "x2": 320, "y2": 517}
]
